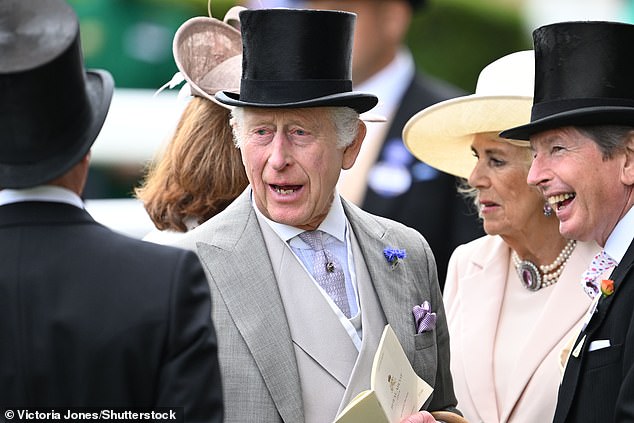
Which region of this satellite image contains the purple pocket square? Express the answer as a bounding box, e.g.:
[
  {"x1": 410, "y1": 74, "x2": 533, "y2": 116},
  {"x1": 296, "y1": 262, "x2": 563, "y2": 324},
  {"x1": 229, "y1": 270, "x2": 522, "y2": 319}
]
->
[{"x1": 413, "y1": 301, "x2": 437, "y2": 334}]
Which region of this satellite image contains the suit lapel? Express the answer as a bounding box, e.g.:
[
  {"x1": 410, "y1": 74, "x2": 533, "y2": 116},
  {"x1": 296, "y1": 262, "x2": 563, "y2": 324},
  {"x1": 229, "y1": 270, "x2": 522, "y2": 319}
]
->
[
  {"x1": 580, "y1": 239, "x2": 634, "y2": 337},
  {"x1": 458, "y1": 238, "x2": 507, "y2": 423},
  {"x1": 341, "y1": 200, "x2": 417, "y2": 363},
  {"x1": 195, "y1": 191, "x2": 303, "y2": 423},
  {"x1": 555, "y1": 239, "x2": 634, "y2": 422},
  {"x1": 604, "y1": 238, "x2": 634, "y2": 301},
  {"x1": 572, "y1": 239, "x2": 634, "y2": 360}
]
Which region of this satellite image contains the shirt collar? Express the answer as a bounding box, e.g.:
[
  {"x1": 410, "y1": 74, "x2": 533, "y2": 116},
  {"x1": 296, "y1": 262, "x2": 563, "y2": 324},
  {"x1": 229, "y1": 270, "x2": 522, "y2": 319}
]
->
[
  {"x1": 0, "y1": 185, "x2": 84, "y2": 209},
  {"x1": 604, "y1": 205, "x2": 634, "y2": 264},
  {"x1": 252, "y1": 190, "x2": 347, "y2": 243}
]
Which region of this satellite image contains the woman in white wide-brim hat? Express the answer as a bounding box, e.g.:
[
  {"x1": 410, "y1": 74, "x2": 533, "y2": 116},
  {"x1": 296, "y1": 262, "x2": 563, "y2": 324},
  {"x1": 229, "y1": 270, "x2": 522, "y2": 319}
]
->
[{"x1": 403, "y1": 50, "x2": 602, "y2": 423}]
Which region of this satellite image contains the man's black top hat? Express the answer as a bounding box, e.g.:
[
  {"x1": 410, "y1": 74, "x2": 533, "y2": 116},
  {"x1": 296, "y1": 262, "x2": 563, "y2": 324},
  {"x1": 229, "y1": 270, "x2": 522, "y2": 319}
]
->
[
  {"x1": 0, "y1": 0, "x2": 113, "y2": 189},
  {"x1": 215, "y1": 8, "x2": 378, "y2": 113},
  {"x1": 501, "y1": 21, "x2": 634, "y2": 140}
]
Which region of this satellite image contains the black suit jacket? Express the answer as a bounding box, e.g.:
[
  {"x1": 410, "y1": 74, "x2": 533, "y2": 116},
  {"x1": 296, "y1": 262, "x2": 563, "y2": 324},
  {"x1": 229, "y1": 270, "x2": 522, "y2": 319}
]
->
[
  {"x1": 0, "y1": 201, "x2": 222, "y2": 423},
  {"x1": 362, "y1": 73, "x2": 484, "y2": 286},
  {"x1": 553, "y1": 237, "x2": 634, "y2": 422}
]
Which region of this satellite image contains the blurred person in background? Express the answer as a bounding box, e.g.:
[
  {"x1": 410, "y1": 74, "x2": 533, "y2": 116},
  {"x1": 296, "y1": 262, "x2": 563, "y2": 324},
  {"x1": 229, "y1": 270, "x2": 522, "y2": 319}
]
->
[
  {"x1": 136, "y1": 6, "x2": 249, "y2": 243},
  {"x1": 0, "y1": 1, "x2": 223, "y2": 420},
  {"x1": 404, "y1": 50, "x2": 599, "y2": 423},
  {"x1": 251, "y1": 0, "x2": 484, "y2": 287}
]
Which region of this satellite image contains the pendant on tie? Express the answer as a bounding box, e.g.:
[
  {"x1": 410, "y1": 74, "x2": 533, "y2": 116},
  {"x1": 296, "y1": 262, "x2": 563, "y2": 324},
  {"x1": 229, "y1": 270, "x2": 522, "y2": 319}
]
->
[{"x1": 326, "y1": 262, "x2": 336, "y2": 273}]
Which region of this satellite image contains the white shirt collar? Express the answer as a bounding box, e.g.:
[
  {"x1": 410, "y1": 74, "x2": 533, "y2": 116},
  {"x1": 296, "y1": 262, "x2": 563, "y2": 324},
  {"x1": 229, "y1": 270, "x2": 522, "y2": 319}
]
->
[
  {"x1": 355, "y1": 48, "x2": 415, "y2": 119},
  {"x1": 0, "y1": 185, "x2": 84, "y2": 209},
  {"x1": 252, "y1": 190, "x2": 347, "y2": 243},
  {"x1": 604, "y1": 205, "x2": 634, "y2": 264}
]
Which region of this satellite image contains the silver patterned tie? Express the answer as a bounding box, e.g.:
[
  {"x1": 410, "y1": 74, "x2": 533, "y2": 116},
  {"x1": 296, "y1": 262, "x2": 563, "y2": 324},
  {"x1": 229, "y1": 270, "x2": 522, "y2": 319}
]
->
[{"x1": 299, "y1": 230, "x2": 351, "y2": 318}]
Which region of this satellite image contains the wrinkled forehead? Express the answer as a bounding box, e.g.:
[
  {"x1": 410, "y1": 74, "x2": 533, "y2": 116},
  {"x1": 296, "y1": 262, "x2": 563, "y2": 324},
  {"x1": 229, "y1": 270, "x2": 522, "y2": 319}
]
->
[{"x1": 529, "y1": 126, "x2": 581, "y2": 149}]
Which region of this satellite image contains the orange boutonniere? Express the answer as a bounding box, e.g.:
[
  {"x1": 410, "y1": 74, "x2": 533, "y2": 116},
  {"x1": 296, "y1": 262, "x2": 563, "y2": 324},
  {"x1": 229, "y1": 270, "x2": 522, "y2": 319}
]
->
[{"x1": 601, "y1": 279, "x2": 615, "y2": 297}]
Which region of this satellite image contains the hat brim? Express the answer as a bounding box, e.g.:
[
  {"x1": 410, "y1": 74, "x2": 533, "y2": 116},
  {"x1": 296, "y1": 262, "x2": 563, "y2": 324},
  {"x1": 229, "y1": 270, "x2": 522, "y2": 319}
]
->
[
  {"x1": 403, "y1": 94, "x2": 532, "y2": 179},
  {"x1": 500, "y1": 106, "x2": 634, "y2": 140},
  {"x1": 215, "y1": 90, "x2": 378, "y2": 114},
  {"x1": 0, "y1": 69, "x2": 113, "y2": 189}
]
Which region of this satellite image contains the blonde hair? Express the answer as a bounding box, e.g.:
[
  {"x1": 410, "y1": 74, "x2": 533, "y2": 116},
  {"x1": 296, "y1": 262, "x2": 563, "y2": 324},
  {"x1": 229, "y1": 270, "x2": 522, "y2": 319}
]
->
[{"x1": 136, "y1": 97, "x2": 249, "y2": 232}]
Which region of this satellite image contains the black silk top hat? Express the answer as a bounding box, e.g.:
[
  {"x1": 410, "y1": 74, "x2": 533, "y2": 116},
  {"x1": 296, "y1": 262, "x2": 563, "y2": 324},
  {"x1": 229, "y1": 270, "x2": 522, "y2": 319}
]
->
[
  {"x1": 501, "y1": 21, "x2": 634, "y2": 141},
  {"x1": 214, "y1": 8, "x2": 378, "y2": 113},
  {"x1": 0, "y1": 0, "x2": 113, "y2": 189}
]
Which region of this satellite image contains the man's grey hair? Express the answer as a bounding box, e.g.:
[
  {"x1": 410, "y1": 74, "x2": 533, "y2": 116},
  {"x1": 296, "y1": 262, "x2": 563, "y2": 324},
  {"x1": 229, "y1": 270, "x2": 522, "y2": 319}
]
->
[
  {"x1": 576, "y1": 125, "x2": 634, "y2": 159},
  {"x1": 229, "y1": 106, "x2": 360, "y2": 149}
]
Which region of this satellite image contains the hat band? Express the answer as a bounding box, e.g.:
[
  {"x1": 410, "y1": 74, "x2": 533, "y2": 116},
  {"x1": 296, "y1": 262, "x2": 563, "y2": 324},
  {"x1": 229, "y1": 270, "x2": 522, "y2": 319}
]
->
[
  {"x1": 239, "y1": 79, "x2": 352, "y2": 104},
  {"x1": 532, "y1": 97, "x2": 634, "y2": 120}
]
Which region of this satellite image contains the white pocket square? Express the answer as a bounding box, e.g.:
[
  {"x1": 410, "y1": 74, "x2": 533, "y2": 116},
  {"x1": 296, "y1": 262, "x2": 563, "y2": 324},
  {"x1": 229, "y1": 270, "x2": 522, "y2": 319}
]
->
[{"x1": 588, "y1": 339, "x2": 611, "y2": 352}]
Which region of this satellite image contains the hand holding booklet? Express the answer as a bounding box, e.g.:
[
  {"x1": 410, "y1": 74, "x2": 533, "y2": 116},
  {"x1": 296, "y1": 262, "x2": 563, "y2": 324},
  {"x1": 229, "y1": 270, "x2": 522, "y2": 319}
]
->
[{"x1": 334, "y1": 324, "x2": 434, "y2": 423}]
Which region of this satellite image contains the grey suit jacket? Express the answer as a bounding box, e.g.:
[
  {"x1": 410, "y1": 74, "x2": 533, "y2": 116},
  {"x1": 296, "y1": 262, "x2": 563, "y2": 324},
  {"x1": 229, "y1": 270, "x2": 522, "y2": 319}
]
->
[{"x1": 169, "y1": 188, "x2": 458, "y2": 422}]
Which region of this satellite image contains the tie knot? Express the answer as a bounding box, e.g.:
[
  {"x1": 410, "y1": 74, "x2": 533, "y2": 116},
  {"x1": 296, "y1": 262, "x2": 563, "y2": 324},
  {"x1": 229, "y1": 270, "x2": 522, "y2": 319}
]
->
[{"x1": 299, "y1": 230, "x2": 325, "y2": 251}]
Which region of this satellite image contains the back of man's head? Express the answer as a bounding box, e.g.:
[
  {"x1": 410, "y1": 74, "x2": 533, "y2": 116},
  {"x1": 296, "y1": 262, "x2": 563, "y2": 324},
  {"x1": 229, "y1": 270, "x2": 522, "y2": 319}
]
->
[{"x1": 0, "y1": 0, "x2": 113, "y2": 189}]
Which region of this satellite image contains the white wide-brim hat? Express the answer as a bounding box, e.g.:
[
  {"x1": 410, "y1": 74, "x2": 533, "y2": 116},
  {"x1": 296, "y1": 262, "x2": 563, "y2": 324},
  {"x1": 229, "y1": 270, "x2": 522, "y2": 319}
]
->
[{"x1": 403, "y1": 50, "x2": 535, "y2": 179}]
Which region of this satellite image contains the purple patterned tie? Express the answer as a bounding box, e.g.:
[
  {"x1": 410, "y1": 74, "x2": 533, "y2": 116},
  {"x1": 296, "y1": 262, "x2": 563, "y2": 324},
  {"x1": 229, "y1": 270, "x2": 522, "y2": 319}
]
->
[
  {"x1": 581, "y1": 250, "x2": 617, "y2": 298},
  {"x1": 299, "y1": 231, "x2": 351, "y2": 318}
]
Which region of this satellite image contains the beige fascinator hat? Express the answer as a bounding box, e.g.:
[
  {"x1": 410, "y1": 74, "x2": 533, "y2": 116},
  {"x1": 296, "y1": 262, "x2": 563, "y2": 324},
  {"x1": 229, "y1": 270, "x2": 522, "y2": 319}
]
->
[
  {"x1": 163, "y1": 4, "x2": 244, "y2": 107},
  {"x1": 403, "y1": 50, "x2": 534, "y2": 179}
]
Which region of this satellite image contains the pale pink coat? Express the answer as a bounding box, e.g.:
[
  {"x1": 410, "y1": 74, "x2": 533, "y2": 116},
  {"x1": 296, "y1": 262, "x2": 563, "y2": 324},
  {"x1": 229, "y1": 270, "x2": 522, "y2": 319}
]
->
[{"x1": 443, "y1": 235, "x2": 599, "y2": 423}]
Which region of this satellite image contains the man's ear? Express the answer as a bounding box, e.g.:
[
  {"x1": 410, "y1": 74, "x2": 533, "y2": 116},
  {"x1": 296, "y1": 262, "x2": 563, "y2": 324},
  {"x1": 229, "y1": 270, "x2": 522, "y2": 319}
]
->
[
  {"x1": 621, "y1": 131, "x2": 634, "y2": 186},
  {"x1": 342, "y1": 120, "x2": 366, "y2": 170}
]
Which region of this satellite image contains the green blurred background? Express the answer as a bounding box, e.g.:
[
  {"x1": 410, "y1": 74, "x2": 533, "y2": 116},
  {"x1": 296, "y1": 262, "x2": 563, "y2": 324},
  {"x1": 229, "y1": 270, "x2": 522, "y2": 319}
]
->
[
  {"x1": 69, "y1": 0, "x2": 632, "y2": 202},
  {"x1": 69, "y1": 0, "x2": 530, "y2": 93}
]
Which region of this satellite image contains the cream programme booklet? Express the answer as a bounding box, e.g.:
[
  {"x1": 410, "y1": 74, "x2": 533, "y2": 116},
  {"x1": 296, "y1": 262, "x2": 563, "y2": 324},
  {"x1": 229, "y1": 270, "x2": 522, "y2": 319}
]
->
[{"x1": 334, "y1": 324, "x2": 434, "y2": 423}]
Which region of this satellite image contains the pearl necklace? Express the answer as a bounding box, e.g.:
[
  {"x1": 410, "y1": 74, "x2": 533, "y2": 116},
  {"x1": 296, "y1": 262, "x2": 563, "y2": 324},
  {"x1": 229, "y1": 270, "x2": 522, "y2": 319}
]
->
[{"x1": 512, "y1": 239, "x2": 577, "y2": 291}]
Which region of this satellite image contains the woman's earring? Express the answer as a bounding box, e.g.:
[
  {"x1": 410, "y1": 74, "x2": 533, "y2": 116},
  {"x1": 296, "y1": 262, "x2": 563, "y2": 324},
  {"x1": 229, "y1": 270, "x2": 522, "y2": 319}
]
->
[{"x1": 543, "y1": 202, "x2": 553, "y2": 217}]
